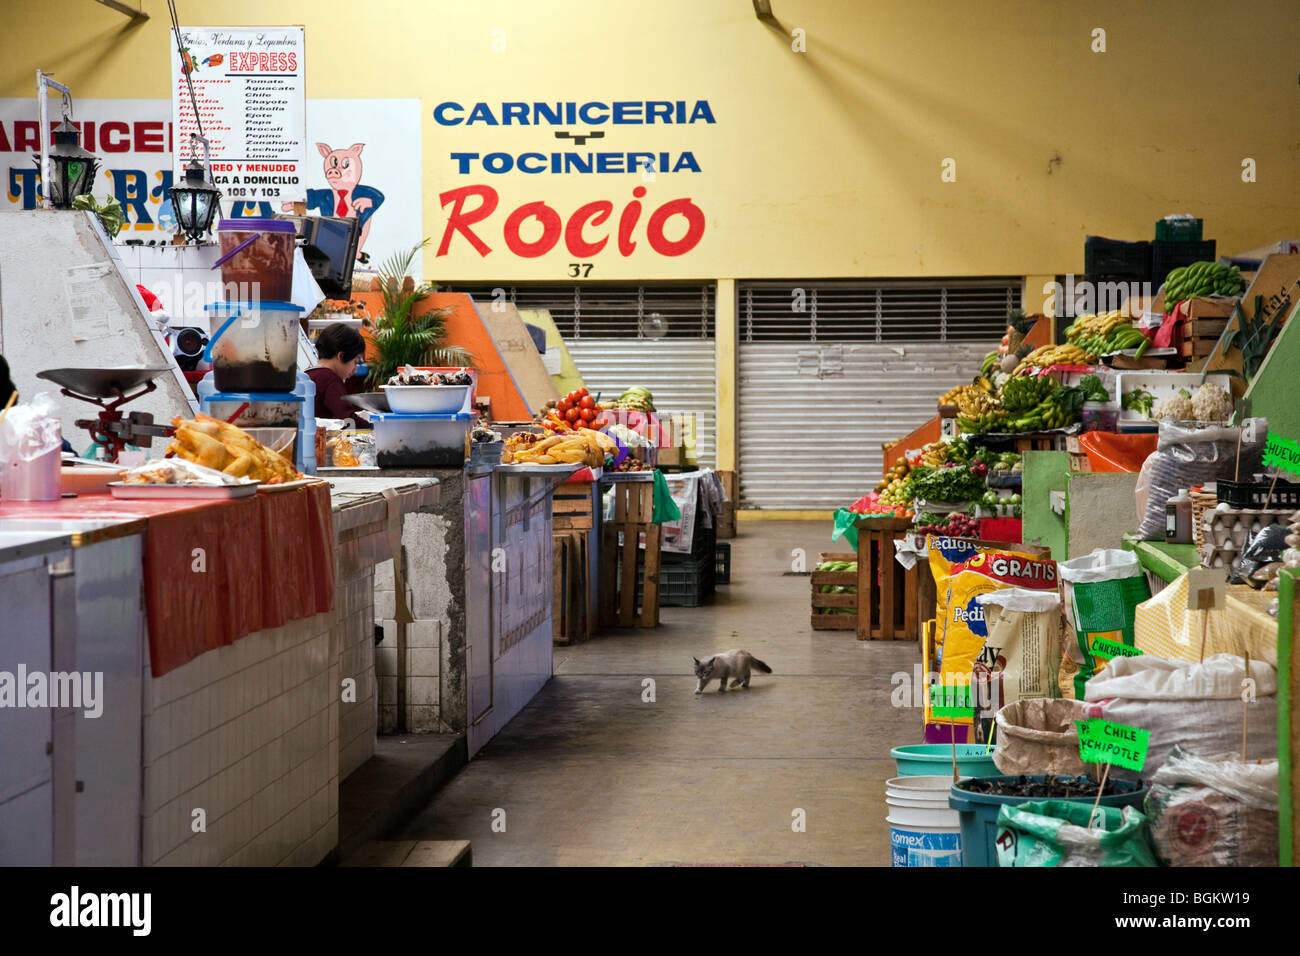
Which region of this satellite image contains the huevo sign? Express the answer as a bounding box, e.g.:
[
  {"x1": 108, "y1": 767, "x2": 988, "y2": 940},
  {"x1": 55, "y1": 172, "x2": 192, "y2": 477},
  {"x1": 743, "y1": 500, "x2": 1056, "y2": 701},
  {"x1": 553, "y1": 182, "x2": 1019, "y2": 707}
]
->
[{"x1": 431, "y1": 98, "x2": 714, "y2": 266}]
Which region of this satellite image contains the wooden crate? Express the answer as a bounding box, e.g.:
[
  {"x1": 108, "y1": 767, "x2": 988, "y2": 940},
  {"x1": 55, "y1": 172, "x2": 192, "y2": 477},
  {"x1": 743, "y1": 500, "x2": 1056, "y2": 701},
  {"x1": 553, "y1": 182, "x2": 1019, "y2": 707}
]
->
[
  {"x1": 598, "y1": 480, "x2": 660, "y2": 628},
  {"x1": 552, "y1": 531, "x2": 590, "y2": 645},
  {"x1": 811, "y1": 551, "x2": 858, "y2": 630},
  {"x1": 1011, "y1": 432, "x2": 1066, "y2": 453},
  {"x1": 716, "y1": 470, "x2": 736, "y2": 539},
  {"x1": 855, "y1": 516, "x2": 919, "y2": 641},
  {"x1": 552, "y1": 481, "x2": 595, "y2": 532}
]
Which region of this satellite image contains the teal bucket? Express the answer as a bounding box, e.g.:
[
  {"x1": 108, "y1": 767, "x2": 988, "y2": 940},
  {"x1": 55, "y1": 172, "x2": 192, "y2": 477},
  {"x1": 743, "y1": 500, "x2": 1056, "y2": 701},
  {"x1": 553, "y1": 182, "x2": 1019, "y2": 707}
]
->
[
  {"x1": 891, "y1": 744, "x2": 999, "y2": 778},
  {"x1": 886, "y1": 776, "x2": 963, "y2": 867}
]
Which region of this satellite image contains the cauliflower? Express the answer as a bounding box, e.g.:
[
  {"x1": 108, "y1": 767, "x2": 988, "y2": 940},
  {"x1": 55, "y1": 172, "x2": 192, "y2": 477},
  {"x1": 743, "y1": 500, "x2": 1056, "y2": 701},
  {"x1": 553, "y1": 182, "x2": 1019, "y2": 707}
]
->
[
  {"x1": 1153, "y1": 392, "x2": 1194, "y2": 420},
  {"x1": 1191, "y1": 382, "x2": 1233, "y2": 422}
]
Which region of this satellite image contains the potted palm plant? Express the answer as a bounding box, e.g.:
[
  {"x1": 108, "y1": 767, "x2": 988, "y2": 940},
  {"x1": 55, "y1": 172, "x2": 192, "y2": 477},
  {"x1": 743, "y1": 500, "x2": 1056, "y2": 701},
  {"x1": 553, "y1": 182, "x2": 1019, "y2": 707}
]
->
[{"x1": 365, "y1": 239, "x2": 474, "y2": 388}]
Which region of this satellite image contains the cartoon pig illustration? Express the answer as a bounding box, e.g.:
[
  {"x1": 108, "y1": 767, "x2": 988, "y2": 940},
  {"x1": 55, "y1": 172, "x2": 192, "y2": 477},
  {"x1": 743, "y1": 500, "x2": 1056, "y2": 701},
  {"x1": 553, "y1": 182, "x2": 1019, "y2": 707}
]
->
[{"x1": 285, "y1": 142, "x2": 385, "y2": 262}]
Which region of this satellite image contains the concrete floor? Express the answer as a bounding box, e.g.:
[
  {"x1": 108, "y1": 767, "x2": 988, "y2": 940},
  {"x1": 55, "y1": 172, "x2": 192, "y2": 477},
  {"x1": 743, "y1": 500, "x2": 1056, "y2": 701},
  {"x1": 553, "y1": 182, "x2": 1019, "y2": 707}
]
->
[{"x1": 394, "y1": 520, "x2": 924, "y2": 865}]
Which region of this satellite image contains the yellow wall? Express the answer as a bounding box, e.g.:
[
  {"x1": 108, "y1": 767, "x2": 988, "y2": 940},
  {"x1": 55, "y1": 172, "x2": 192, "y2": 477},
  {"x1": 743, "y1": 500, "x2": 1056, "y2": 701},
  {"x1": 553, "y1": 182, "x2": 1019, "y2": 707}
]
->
[{"x1": 7, "y1": 0, "x2": 1297, "y2": 284}]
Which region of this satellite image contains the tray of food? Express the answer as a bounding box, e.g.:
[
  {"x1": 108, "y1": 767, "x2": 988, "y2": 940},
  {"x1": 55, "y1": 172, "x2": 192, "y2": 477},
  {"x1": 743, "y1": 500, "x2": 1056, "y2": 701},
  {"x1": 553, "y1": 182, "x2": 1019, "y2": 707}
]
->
[{"x1": 110, "y1": 459, "x2": 259, "y2": 498}]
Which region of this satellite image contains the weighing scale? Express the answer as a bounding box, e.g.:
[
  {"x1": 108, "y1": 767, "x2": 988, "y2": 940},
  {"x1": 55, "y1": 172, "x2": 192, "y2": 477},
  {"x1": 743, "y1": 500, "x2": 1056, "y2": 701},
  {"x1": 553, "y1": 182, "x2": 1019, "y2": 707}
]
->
[{"x1": 37, "y1": 366, "x2": 175, "y2": 463}]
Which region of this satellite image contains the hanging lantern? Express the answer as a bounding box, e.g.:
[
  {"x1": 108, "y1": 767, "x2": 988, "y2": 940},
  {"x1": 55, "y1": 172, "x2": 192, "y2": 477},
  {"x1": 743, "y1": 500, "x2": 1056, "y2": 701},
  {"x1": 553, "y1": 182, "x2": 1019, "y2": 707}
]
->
[
  {"x1": 169, "y1": 155, "x2": 222, "y2": 243},
  {"x1": 36, "y1": 117, "x2": 99, "y2": 209}
]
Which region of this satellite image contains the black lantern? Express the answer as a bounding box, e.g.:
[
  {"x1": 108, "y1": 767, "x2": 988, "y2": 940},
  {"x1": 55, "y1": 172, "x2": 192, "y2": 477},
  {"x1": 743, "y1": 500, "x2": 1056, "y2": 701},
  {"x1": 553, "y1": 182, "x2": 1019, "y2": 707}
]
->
[
  {"x1": 169, "y1": 155, "x2": 222, "y2": 243},
  {"x1": 36, "y1": 117, "x2": 99, "y2": 209}
]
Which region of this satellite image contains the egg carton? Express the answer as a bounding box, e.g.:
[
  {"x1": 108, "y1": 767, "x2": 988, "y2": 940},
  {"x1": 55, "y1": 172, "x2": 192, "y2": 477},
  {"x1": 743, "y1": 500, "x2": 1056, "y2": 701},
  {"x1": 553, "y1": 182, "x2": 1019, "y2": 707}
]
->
[{"x1": 1200, "y1": 506, "x2": 1293, "y2": 550}]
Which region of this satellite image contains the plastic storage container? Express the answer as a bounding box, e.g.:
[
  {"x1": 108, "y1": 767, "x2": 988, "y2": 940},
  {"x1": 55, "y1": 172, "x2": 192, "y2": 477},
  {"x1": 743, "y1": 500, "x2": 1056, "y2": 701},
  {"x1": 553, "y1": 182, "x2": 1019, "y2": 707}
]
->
[
  {"x1": 371, "y1": 411, "x2": 474, "y2": 468},
  {"x1": 381, "y1": 384, "x2": 472, "y2": 414},
  {"x1": 204, "y1": 300, "x2": 303, "y2": 393},
  {"x1": 949, "y1": 774, "x2": 1147, "y2": 867},
  {"x1": 890, "y1": 744, "x2": 999, "y2": 778},
  {"x1": 215, "y1": 218, "x2": 297, "y2": 301}
]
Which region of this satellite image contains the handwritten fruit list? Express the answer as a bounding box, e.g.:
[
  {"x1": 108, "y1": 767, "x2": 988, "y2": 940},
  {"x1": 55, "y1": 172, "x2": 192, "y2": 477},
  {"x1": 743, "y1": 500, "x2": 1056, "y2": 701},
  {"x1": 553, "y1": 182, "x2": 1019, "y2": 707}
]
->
[{"x1": 171, "y1": 26, "x2": 306, "y2": 203}]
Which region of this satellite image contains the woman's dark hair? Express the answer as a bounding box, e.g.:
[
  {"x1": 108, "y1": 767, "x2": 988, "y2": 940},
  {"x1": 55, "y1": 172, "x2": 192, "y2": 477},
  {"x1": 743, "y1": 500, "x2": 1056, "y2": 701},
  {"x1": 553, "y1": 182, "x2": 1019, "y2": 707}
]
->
[
  {"x1": 316, "y1": 324, "x2": 367, "y2": 363},
  {"x1": 0, "y1": 354, "x2": 16, "y2": 406}
]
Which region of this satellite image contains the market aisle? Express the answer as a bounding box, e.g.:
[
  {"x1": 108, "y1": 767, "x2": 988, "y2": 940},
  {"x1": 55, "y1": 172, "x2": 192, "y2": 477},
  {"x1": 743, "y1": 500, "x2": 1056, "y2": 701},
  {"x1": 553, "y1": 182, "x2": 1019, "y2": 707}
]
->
[{"x1": 393, "y1": 521, "x2": 920, "y2": 865}]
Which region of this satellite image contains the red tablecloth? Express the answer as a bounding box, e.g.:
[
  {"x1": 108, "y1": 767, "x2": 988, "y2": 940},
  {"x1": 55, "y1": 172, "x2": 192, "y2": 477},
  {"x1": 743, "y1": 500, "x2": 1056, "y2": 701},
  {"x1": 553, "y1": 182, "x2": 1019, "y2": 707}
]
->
[{"x1": 0, "y1": 484, "x2": 335, "y2": 677}]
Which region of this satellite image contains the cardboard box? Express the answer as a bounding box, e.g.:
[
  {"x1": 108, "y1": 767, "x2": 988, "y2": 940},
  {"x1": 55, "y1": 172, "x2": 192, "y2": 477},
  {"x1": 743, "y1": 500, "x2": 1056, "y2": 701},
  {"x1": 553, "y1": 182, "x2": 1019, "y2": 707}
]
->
[{"x1": 656, "y1": 446, "x2": 683, "y2": 467}]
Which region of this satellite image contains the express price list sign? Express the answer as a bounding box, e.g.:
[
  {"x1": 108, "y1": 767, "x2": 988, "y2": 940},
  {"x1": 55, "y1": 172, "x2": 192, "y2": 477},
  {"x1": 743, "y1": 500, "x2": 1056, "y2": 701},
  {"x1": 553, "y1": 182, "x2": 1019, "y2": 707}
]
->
[{"x1": 171, "y1": 26, "x2": 306, "y2": 203}]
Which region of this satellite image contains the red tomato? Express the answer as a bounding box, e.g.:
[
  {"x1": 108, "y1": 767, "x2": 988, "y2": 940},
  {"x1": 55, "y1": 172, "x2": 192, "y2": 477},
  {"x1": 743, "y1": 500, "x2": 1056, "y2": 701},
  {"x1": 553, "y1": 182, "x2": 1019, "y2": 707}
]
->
[
  {"x1": 579, "y1": 395, "x2": 595, "y2": 409},
  {"x1": 580, "y1": 407, "x2": 594, "y2": 421},
  {"x1": 592, "y1": 417, "x2": 607, "y2": 429},
  {"x1": 565, "y1": 407, "x2": 580, "y2": 422}
]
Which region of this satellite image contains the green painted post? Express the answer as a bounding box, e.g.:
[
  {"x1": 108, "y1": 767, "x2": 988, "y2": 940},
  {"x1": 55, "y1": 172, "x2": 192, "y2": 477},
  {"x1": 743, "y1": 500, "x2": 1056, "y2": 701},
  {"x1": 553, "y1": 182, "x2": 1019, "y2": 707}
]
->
[{"x1": 1280, "y1": 569, "x2": 1295, "y2": 867}]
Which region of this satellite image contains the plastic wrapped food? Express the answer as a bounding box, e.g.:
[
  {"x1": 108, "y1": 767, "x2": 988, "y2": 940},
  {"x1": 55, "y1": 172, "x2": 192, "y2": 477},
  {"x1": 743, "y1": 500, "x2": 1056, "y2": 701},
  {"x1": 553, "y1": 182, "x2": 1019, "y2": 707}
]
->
[
  {"x1": 1143, "y1": 746, "x2": 1278, "y2": 866},
  {"x1": 123, "y1": 458, "x2": 255, "y2": 485}
]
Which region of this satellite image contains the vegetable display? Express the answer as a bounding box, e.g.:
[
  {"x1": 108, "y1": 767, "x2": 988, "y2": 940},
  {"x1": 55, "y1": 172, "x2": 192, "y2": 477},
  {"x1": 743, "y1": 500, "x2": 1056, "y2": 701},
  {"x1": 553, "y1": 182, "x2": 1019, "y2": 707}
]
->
[
  {"x1": 544, "y1": 387, "x2": 608, "y2": 433},
  {"x1": 907, "y1": 463, "x2": 985, "y2": 503},
  {"x1": 1121, "y1": 387, "x2": 1155, "y2": 416},
  {"x1": 1014, "y1": 344, "x2": 1097, "y2": 370},
  {"x1": 604, "y1": 386, "x2": 655, "y2": 411}
]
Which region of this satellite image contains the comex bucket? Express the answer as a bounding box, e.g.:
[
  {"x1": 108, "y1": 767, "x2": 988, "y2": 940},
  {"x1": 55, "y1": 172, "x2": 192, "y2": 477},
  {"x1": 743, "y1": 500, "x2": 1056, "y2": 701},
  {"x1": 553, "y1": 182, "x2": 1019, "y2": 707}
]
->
[
  {"x1": 215, "y1": 218, "x2": 297, "y2": 302},
  {"x1": 886, "y1": 775, "x2": 963, "y2": 867},
  {"x1": 891, "y1": 744, "x2": 998, "y2": 778}
]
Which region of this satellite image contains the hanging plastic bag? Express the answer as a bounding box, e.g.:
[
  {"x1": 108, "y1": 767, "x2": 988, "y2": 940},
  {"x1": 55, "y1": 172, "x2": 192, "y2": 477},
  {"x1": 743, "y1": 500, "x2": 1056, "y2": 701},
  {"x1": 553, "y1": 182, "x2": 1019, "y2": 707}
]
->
[
  {"x1": 1057, "y1": 548, "x2": 1150, "y2": 699},
  {"x1": 0, "y1": 390, "x2": 63, "y2": 465},
  {"x1": 831, "y1": 507, "x2": 861, "y2": 552},
  {"x1": 996, "y1": 800, "x2": 1158, "y2": 867}
]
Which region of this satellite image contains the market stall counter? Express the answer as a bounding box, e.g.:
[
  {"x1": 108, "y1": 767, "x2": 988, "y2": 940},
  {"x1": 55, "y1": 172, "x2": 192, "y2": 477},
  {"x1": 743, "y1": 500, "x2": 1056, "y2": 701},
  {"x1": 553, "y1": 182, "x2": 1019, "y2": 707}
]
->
[
  {"x1": 360, "y1": 463, "x2": 571, "y2": 757},
  {"x1": 0, "y1": 477, "x2": 437, "y2": 867}
]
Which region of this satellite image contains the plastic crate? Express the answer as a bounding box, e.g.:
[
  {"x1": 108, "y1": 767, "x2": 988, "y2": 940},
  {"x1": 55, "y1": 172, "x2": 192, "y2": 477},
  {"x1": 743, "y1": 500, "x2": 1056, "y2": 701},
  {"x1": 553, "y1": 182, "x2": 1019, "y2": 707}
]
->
[
  {"x1": 715, "y1": 541, "x2": 731, "y2": 584},
  {"x1": 1155, "y1": 217, "x2": 1203, "y2": 241},
  {"x1": 1084, "y1": 236, "x2": 1150, "y2": 278},
  {"x1": 639, "y1": 551, "x2": 713, "y2": 607},
  {"x1": 1151, "y1": 239, "x2": 1216, "y2": 288},
  {"x1": 1216, "y1": 477, "x2": 1300, "y2": 510}
]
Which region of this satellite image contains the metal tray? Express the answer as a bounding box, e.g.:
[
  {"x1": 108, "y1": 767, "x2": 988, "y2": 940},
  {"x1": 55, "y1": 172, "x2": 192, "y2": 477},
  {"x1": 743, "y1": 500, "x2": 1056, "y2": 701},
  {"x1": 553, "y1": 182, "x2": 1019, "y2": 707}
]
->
[
  {"x1": 109, "y1": 481, "x2": 258, "y2": 499},
  {"x1": 38, "y1": 367, "x2": 172, "y2": 398}
]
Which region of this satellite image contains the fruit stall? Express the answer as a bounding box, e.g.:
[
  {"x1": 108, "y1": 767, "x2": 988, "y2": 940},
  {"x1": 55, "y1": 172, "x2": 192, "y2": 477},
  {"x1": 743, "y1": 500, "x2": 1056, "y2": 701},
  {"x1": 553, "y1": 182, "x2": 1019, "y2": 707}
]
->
[{"x1": 855, "y1": 231, "x2": 1300, "y2": 867}]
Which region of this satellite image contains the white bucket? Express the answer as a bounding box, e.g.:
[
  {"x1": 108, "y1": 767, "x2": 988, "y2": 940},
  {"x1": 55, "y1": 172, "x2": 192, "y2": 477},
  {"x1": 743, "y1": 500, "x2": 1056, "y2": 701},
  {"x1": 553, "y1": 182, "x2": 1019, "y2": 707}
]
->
[
  {"x1": 886, "y1": 775, "x2": 963, "y2": 867},
  {"x1": 3, "y1": 445, "x2": 62, "y2": 501}
]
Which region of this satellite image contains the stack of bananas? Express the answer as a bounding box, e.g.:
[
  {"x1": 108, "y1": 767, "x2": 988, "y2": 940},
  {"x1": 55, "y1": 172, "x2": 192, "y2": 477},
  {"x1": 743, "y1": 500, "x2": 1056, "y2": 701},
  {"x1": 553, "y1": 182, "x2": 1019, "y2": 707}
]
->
[
  {"x1": 1001, "y1": 373, "x2": 1058, "y2": 412},
  {"x1": 1163, "y1": 261, "x2": 1246, "y2": 308},
  {"x1": 604, "y1": 386, "x2": 655, "y2": 411},
  {"x1": 950, "y1": 380, "x2": 1008, "y2": 434},
  {"x1": 1065, "y1": 310, "x2": 1147, "y2": 355},
  {"x1": 1014, "y1": 343, "x2": 1097, "y2": 371},
  {"x1": 502, "y1": 429, "x2": 612, "y2": 467},
  {"x1": 918, "y1": 442, "x2": 950, "y2": 468}
]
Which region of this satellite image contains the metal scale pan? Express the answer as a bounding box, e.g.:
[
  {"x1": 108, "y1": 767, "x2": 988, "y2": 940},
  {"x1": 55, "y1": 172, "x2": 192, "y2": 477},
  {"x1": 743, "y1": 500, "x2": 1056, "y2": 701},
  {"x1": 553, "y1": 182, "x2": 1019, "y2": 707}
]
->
[{"x1": 37, "y1": 366, "x2": 173, "y2": 399}]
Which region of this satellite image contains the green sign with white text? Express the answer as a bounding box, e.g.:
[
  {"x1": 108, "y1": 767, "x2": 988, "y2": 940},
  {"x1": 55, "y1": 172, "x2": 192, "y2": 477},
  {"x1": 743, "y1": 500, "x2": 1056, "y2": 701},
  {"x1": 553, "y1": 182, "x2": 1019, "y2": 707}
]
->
[{"x1": 1076, "y1": 718, "x2": 1150, "y2": 772}]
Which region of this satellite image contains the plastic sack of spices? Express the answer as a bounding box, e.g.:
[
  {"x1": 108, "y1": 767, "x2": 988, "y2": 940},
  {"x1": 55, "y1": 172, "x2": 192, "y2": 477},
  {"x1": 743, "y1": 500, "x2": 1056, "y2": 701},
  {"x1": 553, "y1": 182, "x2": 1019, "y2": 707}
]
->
[
  {"x1": 995, "y1": 800, "x2": 1158, "y2": 867},
  {"x1": 935, "y1": 549, "x2": 1059, "y2": 724},
  {"x1": 1057, "y1": 548, "x2": 1150, "y2": 699},
  {"x1": 1135, "y1": 418, "x2": 1266, "y2": 539},
  {"x1": 1143, "y1": 747, "x2": 1278, "y2": 867}
]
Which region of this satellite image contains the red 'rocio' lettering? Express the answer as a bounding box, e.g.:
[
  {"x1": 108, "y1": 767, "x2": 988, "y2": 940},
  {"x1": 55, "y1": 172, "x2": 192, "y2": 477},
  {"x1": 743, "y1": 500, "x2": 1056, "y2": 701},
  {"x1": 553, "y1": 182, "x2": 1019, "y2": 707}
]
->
[
  {"x1": 437, "y1": 184, "x2": 499, "y2": 257},
  {"x1": 618, "y1": 186, "x2": 646, "y2": 256},
  {"x1": 645, "y1": 198, "x2": 705, "y2": 257},
  {"x1": 504, "y1": 201, "x2": 563, "y2": 258},
  {"x1": 564, "y1": 201, "x2": 613, "y2": 257}
]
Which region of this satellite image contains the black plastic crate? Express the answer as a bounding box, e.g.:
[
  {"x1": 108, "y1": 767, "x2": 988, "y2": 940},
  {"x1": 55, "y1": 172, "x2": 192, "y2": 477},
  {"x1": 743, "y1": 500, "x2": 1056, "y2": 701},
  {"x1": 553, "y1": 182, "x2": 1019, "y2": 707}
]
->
[
  {"x1": 1084, "y1": 236, "x2": 1150, "y2": 278},
  {"x1": 638, "y1": 551, "x2": 714, "y2": 607},
  {"x1": 715, "y1": 541, "x2": 731, "y2": 584},
  {"x1": 1151, "y1": 239, "x2": 1217, "y2": 288},
  {"x1": 1216, "y1": 477, "x2": 1300, "y2": 510}
]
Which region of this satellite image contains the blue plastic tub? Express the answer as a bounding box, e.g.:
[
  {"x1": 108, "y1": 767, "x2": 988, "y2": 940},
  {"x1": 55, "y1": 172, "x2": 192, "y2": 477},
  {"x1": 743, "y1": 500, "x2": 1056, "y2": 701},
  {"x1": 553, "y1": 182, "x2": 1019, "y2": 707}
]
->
[
  {"x1": 949, "y1": 774, "x2": 1147, "y2": 867},
  {"x1": 891, "y1": 744, "x2": 998, "y2": 778}
]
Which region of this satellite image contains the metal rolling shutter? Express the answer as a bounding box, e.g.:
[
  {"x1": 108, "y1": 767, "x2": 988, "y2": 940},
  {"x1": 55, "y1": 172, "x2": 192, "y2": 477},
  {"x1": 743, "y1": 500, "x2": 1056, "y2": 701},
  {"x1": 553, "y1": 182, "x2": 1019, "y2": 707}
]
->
[
  {"x1": 737, "y1": 279, "x2": 1020, "y2": 510},
  {"x1": 444, "y1": 282, "x2": 717, "y2": 466}
]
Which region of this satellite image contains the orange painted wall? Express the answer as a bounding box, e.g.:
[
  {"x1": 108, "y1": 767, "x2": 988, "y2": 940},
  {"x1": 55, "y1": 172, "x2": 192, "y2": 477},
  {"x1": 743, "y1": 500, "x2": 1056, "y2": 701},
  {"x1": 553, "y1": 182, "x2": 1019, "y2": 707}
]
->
[{"x1": 354, "y1": 291, "x2": 532, "y2": 421}]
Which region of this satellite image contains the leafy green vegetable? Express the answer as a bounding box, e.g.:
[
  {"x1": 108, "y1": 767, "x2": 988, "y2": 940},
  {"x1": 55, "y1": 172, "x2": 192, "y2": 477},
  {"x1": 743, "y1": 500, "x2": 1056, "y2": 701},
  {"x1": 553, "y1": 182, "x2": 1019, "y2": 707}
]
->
[
  {"x1": 1121, "y1": 387, "x2": 1155, "y2": 415},
  {"x1": 908, "y1": 465, "x2": 985, "y2": 503},
  {"x1": 1077, "y1": 374, "x2": 1110, "y2": 402}
]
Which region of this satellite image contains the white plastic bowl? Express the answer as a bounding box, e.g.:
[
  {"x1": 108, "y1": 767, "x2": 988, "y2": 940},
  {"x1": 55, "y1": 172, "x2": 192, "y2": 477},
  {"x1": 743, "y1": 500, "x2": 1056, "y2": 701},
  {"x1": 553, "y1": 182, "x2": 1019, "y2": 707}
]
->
[{"x1": 381, "y1": 384, "x2": 471, "y2": 414}]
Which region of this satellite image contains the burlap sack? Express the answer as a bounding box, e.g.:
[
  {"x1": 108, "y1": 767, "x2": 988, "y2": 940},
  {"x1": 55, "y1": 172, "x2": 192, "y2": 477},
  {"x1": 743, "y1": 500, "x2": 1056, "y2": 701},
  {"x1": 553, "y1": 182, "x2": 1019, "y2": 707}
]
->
[{"x1": 993, "y1": 698, "x2": 1089, "y2": 775}]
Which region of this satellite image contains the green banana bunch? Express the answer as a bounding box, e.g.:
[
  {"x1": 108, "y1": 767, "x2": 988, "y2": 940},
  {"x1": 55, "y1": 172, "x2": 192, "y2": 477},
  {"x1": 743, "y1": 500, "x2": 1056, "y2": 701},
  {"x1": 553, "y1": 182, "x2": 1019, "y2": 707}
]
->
[
  {"x1": 816, "y1": 561, "x2": 858, "y2": 572},
  {"x1": 1163, "y1": 261, "x2": 1245, "y2": 311},
  {"x1": 1001, "y1": 373, "x2": 1058, "y2": 412},
  {"x1": 610, "y1": 386, "x2": 656, "y2": 411},
  {"x1": 980, "y1": 351, "x2": 1000, "y2": 378}
]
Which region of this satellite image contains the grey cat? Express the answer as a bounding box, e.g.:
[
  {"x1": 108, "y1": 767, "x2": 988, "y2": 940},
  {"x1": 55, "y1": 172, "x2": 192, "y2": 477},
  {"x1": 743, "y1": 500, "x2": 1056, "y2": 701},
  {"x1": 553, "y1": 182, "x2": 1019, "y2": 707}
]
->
[{"x1": 693, "y1": 649, "x2": 772, "y2": 693}]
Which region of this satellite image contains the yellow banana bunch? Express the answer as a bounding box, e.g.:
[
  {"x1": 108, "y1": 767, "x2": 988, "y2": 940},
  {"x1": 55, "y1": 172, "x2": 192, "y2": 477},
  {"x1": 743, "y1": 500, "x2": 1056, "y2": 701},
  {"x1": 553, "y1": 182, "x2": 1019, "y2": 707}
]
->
[
  {"x1": 1065, "y1": 310, "x2": 1130, "y2": 341},
  {"x1": 1015, "y1": 343, "x2": 1097, "y2": 370}
]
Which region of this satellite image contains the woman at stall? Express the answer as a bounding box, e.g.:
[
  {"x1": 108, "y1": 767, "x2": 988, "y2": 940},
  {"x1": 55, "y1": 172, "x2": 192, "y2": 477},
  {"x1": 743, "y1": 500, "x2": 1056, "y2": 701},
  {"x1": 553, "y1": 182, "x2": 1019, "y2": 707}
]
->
[{"x1": 306, "y1": 324, "x2": 370, "y2": 427}]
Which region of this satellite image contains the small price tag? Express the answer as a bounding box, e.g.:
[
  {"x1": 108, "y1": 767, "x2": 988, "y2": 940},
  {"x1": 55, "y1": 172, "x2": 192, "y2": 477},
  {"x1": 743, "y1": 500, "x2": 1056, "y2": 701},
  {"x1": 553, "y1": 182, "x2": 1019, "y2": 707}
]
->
[
  {"x1": 1076, "y1": 718, "x2": 1150, "y2": 772},
  {"x1": 1090, "y1": 636, "x2": 1144, "y2": 661},
  {"x1": 1262, "y1": 429, "x2": 1300, "y2": 480},
  {"x1": 1187, "y1": 567, "x2": 1224, "y2": 611},
  {"x1": 929, "y1": 683, "x2": 973, "y2": 719}
]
